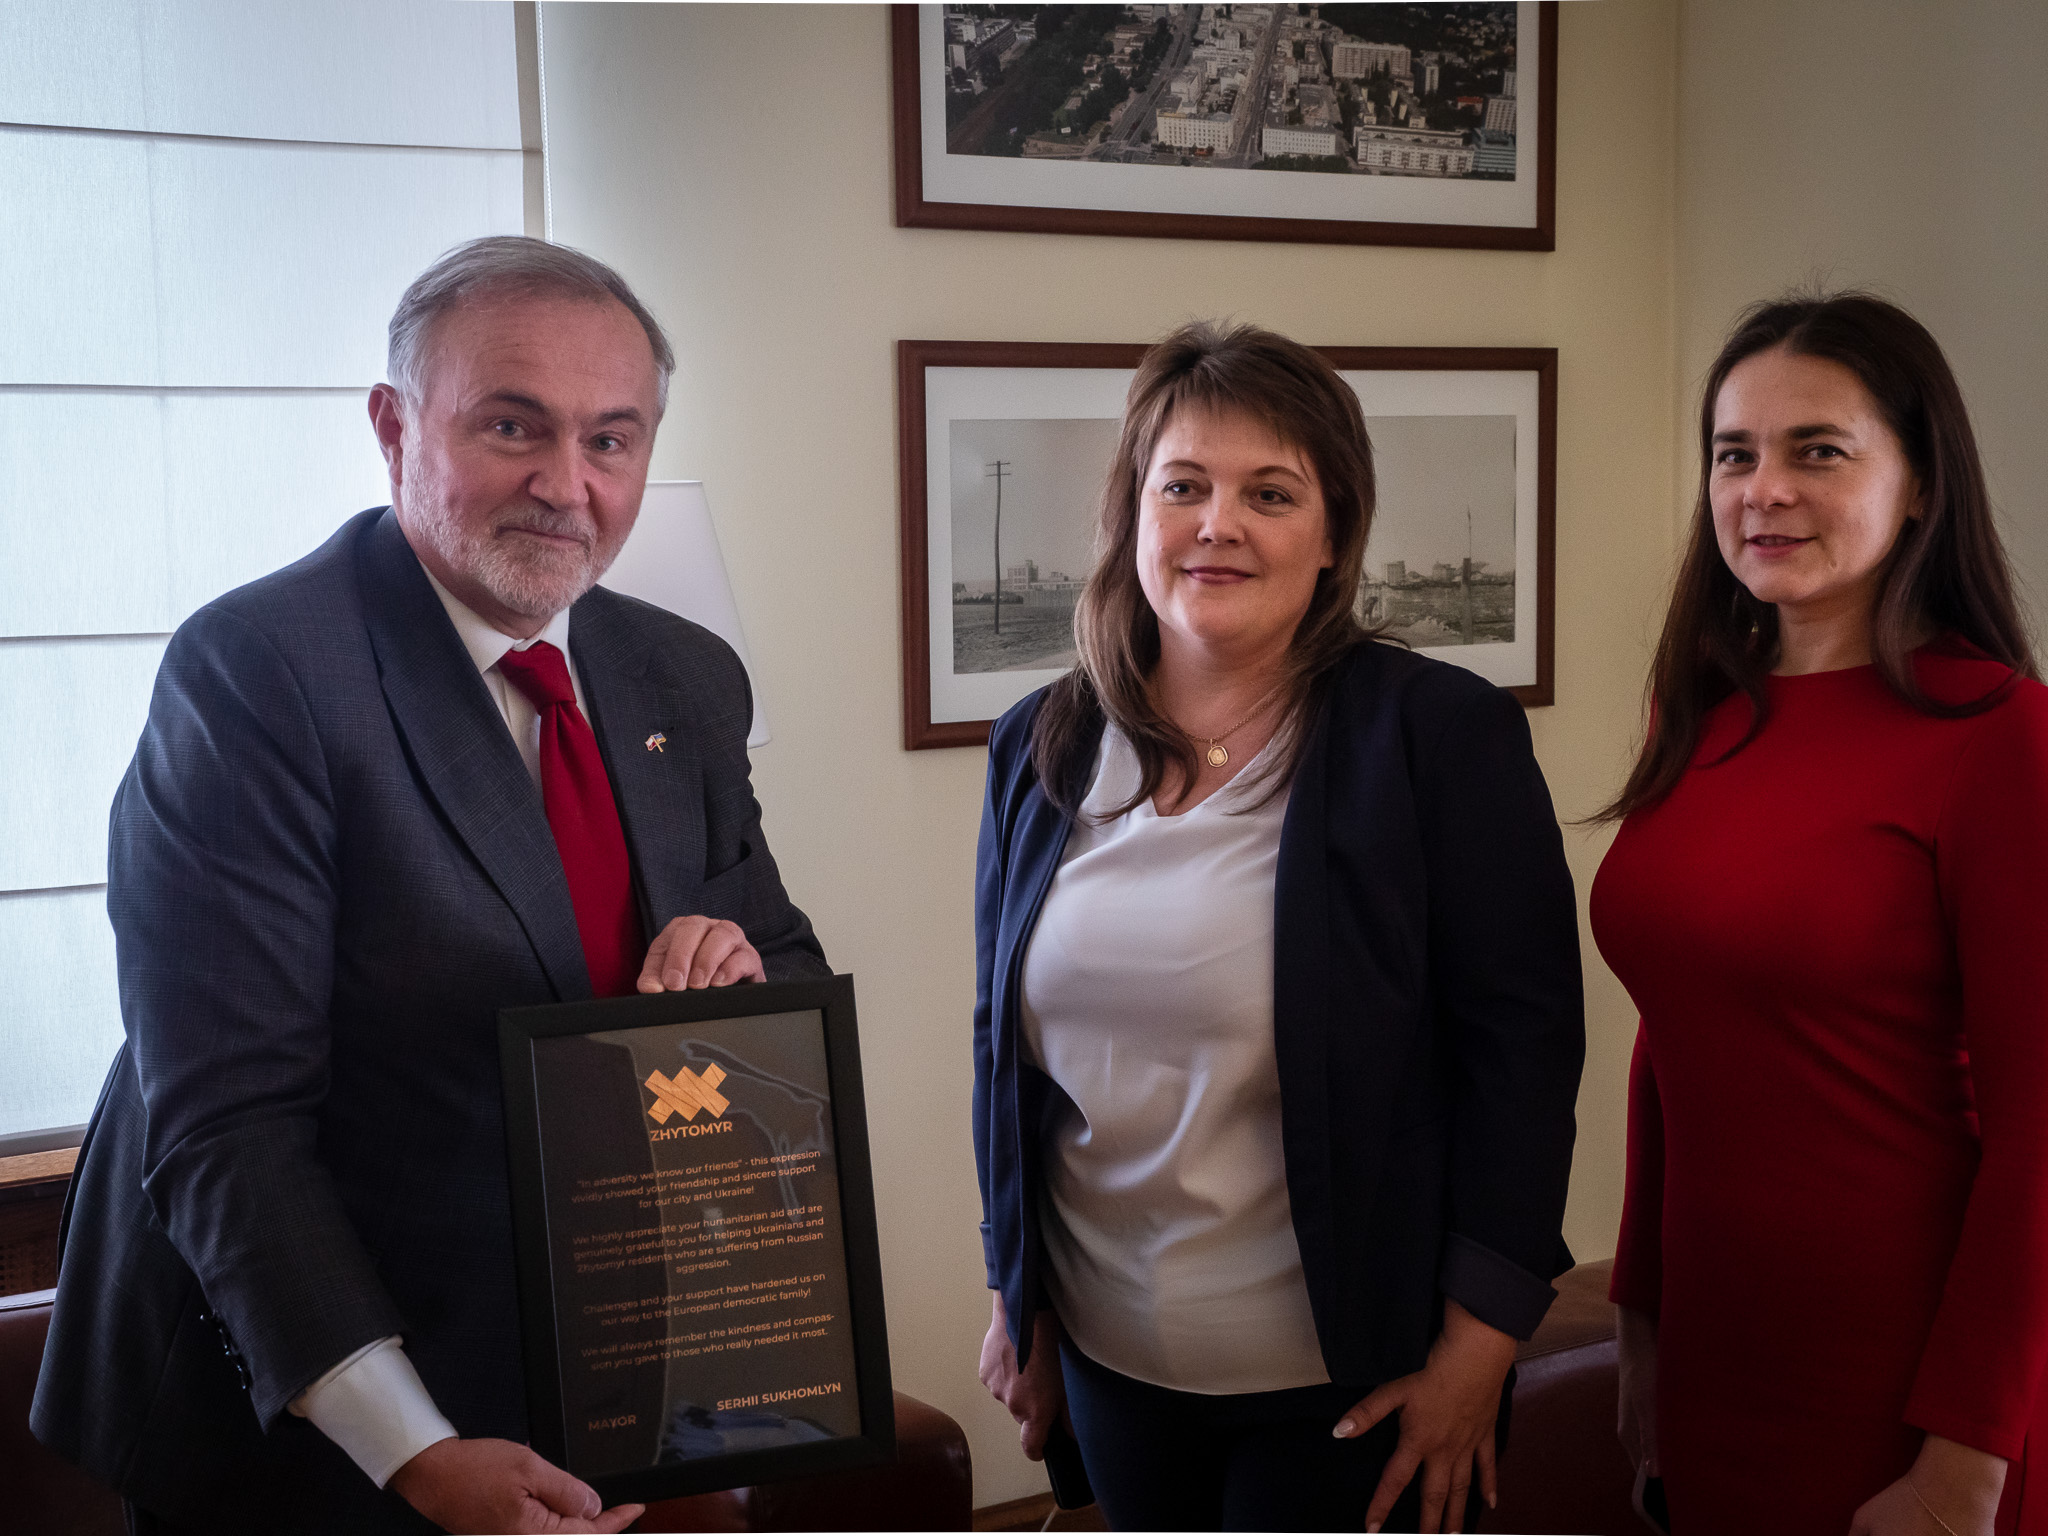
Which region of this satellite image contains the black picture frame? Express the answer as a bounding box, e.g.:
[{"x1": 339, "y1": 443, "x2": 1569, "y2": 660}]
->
[{"x1": 499, "y1": 975, "x2": 894, "y2": 1506}]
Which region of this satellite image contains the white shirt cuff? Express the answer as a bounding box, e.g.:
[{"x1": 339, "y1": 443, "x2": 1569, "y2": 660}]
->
[{"x1": 288, "y1": 1336, "x2": 459, "y2": 1488}]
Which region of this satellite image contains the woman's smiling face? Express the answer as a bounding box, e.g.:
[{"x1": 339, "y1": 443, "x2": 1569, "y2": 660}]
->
[
  {"x1": 1709, "y1": 345, "x2": 1921, "y2": 626},
  {"x1": 1136, "y1": 405, "x2": 1333, "y2": 668}
]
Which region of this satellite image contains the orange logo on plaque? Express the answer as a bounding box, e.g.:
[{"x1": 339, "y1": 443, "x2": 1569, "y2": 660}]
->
[{"x1": 644, "y1": 1062, "x2": 729, "y2": 1124}]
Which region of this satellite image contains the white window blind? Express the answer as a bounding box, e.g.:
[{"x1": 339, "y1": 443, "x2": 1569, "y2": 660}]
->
[{"x1": 0, "y1": 0, "x2": 538, "y2": 1151}]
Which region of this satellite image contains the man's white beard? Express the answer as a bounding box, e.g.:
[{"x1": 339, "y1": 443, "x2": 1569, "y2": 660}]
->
[{"x1": 412, "y1": 496, "x2": 618, "y2": 621}]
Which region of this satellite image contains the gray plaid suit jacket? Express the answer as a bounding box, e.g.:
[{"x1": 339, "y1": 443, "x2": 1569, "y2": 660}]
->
[{"x1": 31, "y1": 507, "x2": 829, "y2": 1531}]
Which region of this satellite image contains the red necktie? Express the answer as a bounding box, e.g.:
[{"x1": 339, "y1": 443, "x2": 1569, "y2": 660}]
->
[{"x1": 496, "y1": 641, "x2": 642, "y2": 997}]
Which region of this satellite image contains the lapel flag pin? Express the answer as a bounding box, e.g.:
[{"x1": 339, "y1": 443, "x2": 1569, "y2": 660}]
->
[{"x1": 644, "y1": 732, "x2": 667, "y2": 754}]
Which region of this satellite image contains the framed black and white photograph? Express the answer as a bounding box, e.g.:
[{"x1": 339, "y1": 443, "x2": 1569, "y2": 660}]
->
[
  {"x1": 498, "y1": 976, "x2": 895, "y2": 1505},
  {"x1": 897, "y1": 340, "x2": 1556, "y2": 749},
  {"x1": 892, "y1": 3, "x2": 1556, "y2": 249}
]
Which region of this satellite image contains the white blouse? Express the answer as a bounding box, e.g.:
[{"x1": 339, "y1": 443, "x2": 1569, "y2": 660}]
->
[{"x1": 1019, "y1": 725, "x2": 1329, "y2": 1394}]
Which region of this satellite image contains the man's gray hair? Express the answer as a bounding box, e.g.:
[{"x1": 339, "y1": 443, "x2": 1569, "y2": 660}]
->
[{"x1": 386, "y1": 235, "x2": 676, "y2": 412}]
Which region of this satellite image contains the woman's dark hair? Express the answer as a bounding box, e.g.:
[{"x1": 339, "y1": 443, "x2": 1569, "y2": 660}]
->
[
  {"x1": 1031, "y1": 321, "x2": 1375, "y2": 815},
  {"x1": 1600, "y1": 291, "x2": 2036, "y2": 822}
]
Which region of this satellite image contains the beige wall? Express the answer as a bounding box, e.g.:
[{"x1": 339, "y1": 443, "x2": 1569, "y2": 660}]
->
[
  {"x1": 1676, "y1": 0, "x2": 2048, "y2": 608},
  {"x1": 541, "y1": 1, "x2": 1679, "y2": 1507}
]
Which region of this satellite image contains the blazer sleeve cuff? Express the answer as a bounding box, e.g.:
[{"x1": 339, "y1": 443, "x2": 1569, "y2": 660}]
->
[
  {"x1": 980, "y1": 1221, "x2": 999, "y2": 1289},
  {"x1": 1438, "y1": 1232, "x2": 1559, "y2": 1342}
]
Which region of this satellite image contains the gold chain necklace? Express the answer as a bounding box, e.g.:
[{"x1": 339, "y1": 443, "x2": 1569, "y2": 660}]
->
[{"x1": 1187, "y1": 685, "x2": 1286, "y2": 769}]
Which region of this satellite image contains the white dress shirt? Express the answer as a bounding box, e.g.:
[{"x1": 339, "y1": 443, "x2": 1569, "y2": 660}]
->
[
  {"x1": 288, "y1": 1337, "x2": 458, "y2": 1489},
  {"x1": 1018, "y1": 724, "x2": 1329, "y2": 1394},
  {"x1": 288, "y1": 560, "x2": 589, "y2": 1486},
  {"x1": 421, "y1": 563, "x2": 590, "y2": 788}
]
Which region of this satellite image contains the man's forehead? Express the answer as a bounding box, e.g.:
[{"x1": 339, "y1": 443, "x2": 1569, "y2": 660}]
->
[{"x1": 424, "y1": 292, "x2": 657, "y2": 406}]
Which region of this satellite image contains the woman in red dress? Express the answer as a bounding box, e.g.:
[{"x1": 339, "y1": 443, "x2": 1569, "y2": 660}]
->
[{"x1": 1592, "y1": 293, "x2": 2048, "y2": 1536}]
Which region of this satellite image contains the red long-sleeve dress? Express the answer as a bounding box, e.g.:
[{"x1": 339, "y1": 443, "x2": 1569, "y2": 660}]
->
[{"x1": 1592, "y1": 649, "x2": 2048, "y2": 1535}]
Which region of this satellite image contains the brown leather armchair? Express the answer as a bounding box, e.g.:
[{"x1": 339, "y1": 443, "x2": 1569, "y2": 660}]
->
[
  {"x1": 5, "y1": 1267, "x2": 1641, "y2": 1534},
  {"x1": 1493, "y1": 1258, "x2": 1642, "y2": 1535},
  {"x1": 1, "y1": 1289, "x2": 124, "y2": 1536},
  {"x1": 0, "y1": 1286, "x2": 969, "y2": 1534},
  {"x1": 634, "y1": 1394, "x2": 970, "y2": 1532}
]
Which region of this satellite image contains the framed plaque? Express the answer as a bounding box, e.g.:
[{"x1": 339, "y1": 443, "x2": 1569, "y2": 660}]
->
[{"x1": 499, "y1": 975, "x2": 894, "y2": 1504}]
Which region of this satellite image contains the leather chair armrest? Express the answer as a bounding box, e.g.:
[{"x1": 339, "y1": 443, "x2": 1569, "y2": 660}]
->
[
  {"x1": 638, "y1": 1390, "x2": 971, "y2": 1532},
  {"x1": 1, "y1": 1290, "x2": 128, "y2": 1536},
  {"x1": 1492, "y1": 1259, "x2": 1642, "y2": 1536}
]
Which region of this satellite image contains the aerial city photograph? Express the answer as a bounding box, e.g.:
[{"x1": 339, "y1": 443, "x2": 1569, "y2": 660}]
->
[{"x1": 942, "y1": 3, "x2": 1522, "y2": 179}]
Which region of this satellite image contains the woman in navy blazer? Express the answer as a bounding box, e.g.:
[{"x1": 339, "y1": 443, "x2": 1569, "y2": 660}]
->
[{"x1": 972, "y1": 324, "x2": 1584, "y2": 1532}]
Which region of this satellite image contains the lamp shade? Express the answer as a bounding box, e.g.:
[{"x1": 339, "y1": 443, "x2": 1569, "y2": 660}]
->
[{"x1": 601, "y1": 480, "x2": 770, "y2": 747}]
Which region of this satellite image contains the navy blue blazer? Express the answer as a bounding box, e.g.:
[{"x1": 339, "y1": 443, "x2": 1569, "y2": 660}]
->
[
  {"x1": 33, "y1": 508, "x2": 829, "y2": 1530},
  {"x1": 975, "y1": 641, "x2": 1584, "y2": 1387}
]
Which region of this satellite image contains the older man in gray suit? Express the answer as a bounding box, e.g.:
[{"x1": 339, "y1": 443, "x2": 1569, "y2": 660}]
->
[{"x1": 31, "y1": 238, "x2": 829, "y2": 1534}]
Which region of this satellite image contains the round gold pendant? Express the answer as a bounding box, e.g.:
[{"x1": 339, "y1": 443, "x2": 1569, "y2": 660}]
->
[{"x1": 1206, "y1": 745, "x2": 1230, "y2": 768}]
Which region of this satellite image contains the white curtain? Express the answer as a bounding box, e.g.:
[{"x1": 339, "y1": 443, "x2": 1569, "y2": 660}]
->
[{"x1": 0, "y1": 0, "x2": 535, "y2": 1146}]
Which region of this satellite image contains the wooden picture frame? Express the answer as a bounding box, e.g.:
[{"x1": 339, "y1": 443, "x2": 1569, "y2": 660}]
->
[
  {"x1": 898, "y1": 340, "x2": 1557, "y2": 750},
  {"x1": 891, "y1": 3, "x2": 1556, "y2": 250}
]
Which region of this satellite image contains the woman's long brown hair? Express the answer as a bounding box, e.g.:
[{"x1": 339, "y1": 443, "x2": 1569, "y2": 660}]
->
[
  {"x1": 1031, "y1": 322, "x2": 1377, "y2": 815},
  {"x1": 1599, "y1": 292, "x2": 2037, "y2": 823}
]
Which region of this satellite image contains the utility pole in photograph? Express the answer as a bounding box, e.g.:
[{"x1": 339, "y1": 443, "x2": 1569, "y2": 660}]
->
[
  {"x1": 1460, "y1": 505, "x2": 1475, "y2": 643},
  {"x1": 986, "y1": 459, "x2": 1011, "y2": 635}
]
